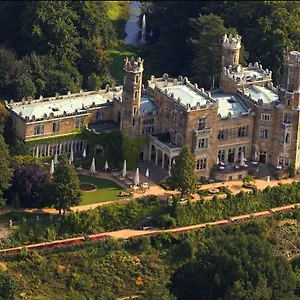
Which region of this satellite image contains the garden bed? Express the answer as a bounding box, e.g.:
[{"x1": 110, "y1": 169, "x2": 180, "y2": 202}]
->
[
  {"x1": 80, "y1": 183, "x2": 97, "y2": 192},
  {"x1": 198, "y1": 186, "x2": 232, "y2": 197}
]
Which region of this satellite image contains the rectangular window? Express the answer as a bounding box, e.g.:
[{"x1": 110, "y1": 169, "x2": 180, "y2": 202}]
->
[
  {"x1": 34, "y1": 125, "x2": 44, "y2": 135},
  {"x1": 198, "y1": 118, "x2": 206, "y2": 130},
  {"x1": 259, "y1": 127, "x2": 269, "y2": 139},
  {"x1": 75, "y1": 118, "x2": 83, "y2": 129},
  {"x1": 196, "y1": 158, "x2": 207, "y2": 170},
  {"x1": 52, "y1": 122, "x2": 60, "y2": 132},
  {"x1": 261, "y1": 114, "x2": 270, "y2": 121},
  {"x1": 134, "y1": 90, "x2": 138, "y2": 99},
  {"x1": 198, "y1": 138, "x2": 208, "y2": 148},
  {"x1": 96, "y1": 111, "x2": 103, "y2": 120}
]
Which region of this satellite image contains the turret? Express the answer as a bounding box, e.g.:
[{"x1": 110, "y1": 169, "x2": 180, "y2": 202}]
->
[
  {"x1": 221, "y1": 33, "x2": 241, "y2": 69},
  {"x1": 120, "y1": 56, "x2": 144, "y2": 137}
]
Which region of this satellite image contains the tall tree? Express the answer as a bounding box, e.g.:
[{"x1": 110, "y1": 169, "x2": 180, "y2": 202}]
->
[
  {"x1": 167, "y1": 146, "x2": 198, "y2": 198},
  {"x1": 189, "y1": 14, "x2": 237, "y2": 89},
  {"x1": 169, "y1": 233, "x2": 296, "y2": 300},
  {"x1": 0, "y1": 135, "x2": 13, "y2": 207},
  {"x1": 51, "y1": 155, "x2": 82, "y2": 215},
  {"x1": 8, "y1": 163, "x2": 50, "y2": 208}
]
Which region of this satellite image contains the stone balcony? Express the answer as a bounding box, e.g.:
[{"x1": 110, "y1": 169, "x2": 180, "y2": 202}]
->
[
  {"x1": 149, "y1": 135, "x2": 182, "y2": 155},
  {"x1": 194, "y1": 128, "x2": 212, "y2": 137},
  {"x1": 281, "y1": 122, "x2": 292, "y2": 131}
]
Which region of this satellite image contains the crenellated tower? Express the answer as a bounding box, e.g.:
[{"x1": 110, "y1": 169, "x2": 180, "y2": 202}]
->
[
  {"x1": 280, "y1": 51, "x2": 300, "y2": 106},
  {"x1": 221, "y1": 33, "x2": 241, "y2": 69},
  {"x1": 120, "y1": 56, "x2": 144, "y2": 137}
]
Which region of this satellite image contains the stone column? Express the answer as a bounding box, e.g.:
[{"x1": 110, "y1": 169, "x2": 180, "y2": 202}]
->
[
  {"x1": 35, "y1": 145, "x2": 39, "y2": 158},
  {"x1": 59, "y1": 143, "x2": 62, "y2": 155},
  {"x1": 162, "y1": 152, "x2": 165, "y2": 169},
  {"x1": 148, "y1": 143, "x2": 152, "y2": 161},
  {"x1": 155, "y1": 148, "x2": 158, "y2": 165},
  {"x1": 168, "y1": 156, "x2": 172, "y2": 175},
  {"x1": 47, "y1": 144, "x2": 51, "y2": 156}
]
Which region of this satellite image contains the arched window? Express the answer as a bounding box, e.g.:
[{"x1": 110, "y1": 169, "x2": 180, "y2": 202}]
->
[
  {"x1": 134, "y1": 90, "x2": 138, "y2": 99},
  {"x1": 135, "y1": 75, "x2": 139, "y2": 83}
]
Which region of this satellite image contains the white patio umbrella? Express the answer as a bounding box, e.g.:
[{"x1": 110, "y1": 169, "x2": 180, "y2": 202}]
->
[
  {"x1": 122, "y1": 160, "x2": 127, "y2": 178},
  {"x1": 267, "y1": 175, "x2": 270, "y2": 184},
  {"x1": 82, "y1": 148, "x2": 86, "y2": 159},
  {"x1": 134, "y1": 168, "x2": 140, "y2": 186},
  {"x1": 50, "y1": 159, "x2": 55, "y2": 175},
  {"x1": 240, "y1": 152, "x2": 245, "y2": 167},
  {"x1": 104, "y1": 161, "x2": 109, "y2": 171},
  {"x1": 145, "y1": 168, "x2": 149, "y2": 178},
  {"x1": 69, "y1": 148, "x2": 74, "y2": 164},
  {"x1": 217, "y1": 156, "x2": 220, "y2": 165},
  {"x1": 54, "y1": 151, "x2": 59, "y2": 165},
  {"x1": 90, "y1": 158, "x2": 96, "y2": 174}
]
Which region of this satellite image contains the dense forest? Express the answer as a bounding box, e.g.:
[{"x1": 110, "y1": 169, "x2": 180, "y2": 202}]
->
[
  {"x1": 0, "y1": 1, "x2": 126, "y2": 101},
  {"x1": 1, "y1": 1, "x2": 300, "y2": 100},
  {"x1": 140, "y1": 1, "x2": 300, "y2": 88},
  {"x1": 1, "y1": 216, "x2": 300, "y2": 299}
]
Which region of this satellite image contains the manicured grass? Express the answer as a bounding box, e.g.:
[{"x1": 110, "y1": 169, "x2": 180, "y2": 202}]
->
[
  {"x1": 79, "y1": 174, "x2": 128, "y2": 205},
  {"x1": 107, "y1": 1, "x2": 131, "y2": 40}
]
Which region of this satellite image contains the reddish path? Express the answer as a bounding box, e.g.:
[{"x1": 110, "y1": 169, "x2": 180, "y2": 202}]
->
[{"x1": 0, "y1": 203, "x2": 298, "y2": 255}]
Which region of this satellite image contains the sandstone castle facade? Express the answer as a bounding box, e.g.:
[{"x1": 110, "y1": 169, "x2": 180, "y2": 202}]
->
[{"x1": 5, "y1": 34, "x2": 300, "y2": 181}]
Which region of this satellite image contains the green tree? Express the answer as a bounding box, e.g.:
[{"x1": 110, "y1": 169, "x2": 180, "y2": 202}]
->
[
  {"x1": 167, "y1": 146, "x2": 198, "y2": 198},
  {"x1": 169, "y1": 233, "x2": 296, "y2": 300},
  {"x1": 0, "y1": 135, "x2": 13, "y2": 207},
  {"x1": 51, "y1": 155, "x2": 82, "y2": 215},
  {"x1": 0, "y1": 271, "x2": 21, "y2": 300},
  {"x1": 189, "y1": 14, "x2": 237, "y2": 89},
  {"x1": 140, "y1": 284, "x2": 175, "y2": 300}
]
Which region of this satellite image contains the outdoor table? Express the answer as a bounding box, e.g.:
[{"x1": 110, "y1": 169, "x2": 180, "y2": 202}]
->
[
  {"x1": 276, "y1": 165, "x2": 282, "y2": 170},
  {"x1": 235, "y1": 166, "x2": 239, "y2": 169},
  {"x1": 219, "y1": 166, "x2": 225, "y2": 170},
  {"x1": 244, "y1": 164, "x2": 248, "y2": 167},
  {"x1": 220, "y1": 162, "x2": 225, "y2": 166},
  {"x1": 252, "y1": 161, "x2": 258, "y2": 165},
  {"x1": 141, "y1": 182, "x2": 149, "y2": 189}
]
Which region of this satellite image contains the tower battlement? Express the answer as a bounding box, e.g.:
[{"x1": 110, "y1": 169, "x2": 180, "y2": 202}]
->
[
  {"x1": 124, "y1": 56, "x2": 144, "y2": 73},
  {"x1": 222, "y1": 34, "x2": 241, "y2": 50}
]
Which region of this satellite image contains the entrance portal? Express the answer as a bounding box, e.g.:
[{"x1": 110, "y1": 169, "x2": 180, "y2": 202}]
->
[
  {"x1": 259, "y1": 151, "x2": 267, "y2": 163},
  {"x1": 139, "y1": 152, "x2": 144, "y2": 161},
  {"x1": 228, "y1": 149, "x2": 235, "y2": 163}
]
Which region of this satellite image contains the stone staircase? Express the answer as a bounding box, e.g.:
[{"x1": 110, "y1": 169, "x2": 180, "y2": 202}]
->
[{"x1": 255, "y1": 163, "x2": 277, "y2": 179}]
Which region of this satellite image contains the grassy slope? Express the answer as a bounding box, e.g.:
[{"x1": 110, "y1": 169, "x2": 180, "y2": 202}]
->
[
  {"x1": 106, "y1": 1, "x2": 136, "y2": 85},
  {"x1": 79, "y1": 174, "x2": 127, "y2": 204}
]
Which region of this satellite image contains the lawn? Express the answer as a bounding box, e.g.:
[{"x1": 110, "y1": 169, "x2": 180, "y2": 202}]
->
[{"x1": 79, "y1": 174, "x2": 128, "y2": 205}]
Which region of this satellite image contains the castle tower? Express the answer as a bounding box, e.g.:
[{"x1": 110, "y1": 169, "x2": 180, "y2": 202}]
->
[
  {"x1": 275, "y1": 51, "x2": 300, "y2": 171},
  {"x1": 221, "y1": 33, "x2": 241, "y2": 69},
  {"x1": 120, "y1": 56, "x2": 144, "y2": 137}
]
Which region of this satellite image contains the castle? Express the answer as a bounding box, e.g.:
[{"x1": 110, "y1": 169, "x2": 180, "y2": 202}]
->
[{"x1": 5, "y1": 34, "x2": 300, "y2": 181}]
